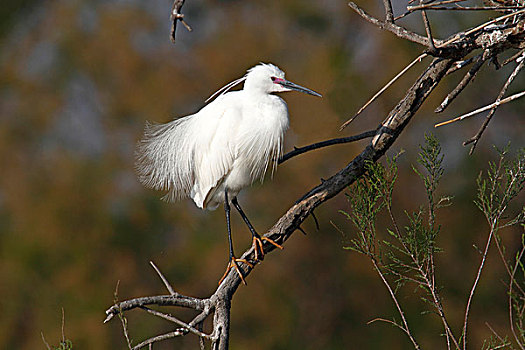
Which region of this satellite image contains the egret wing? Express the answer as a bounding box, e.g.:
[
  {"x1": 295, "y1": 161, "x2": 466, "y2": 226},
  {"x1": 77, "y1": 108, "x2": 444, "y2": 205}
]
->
[
  {"x1": 190, "y1": 102, "x2": 241, "y2": 209},
  {"x1": 135, "y1": 115, "x2": 197, "y2": 202}
]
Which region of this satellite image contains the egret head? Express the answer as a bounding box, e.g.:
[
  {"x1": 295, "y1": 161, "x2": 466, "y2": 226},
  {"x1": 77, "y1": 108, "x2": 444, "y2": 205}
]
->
[{"x1": 244, "y1": 63, "x2": 322, "y2": 97}]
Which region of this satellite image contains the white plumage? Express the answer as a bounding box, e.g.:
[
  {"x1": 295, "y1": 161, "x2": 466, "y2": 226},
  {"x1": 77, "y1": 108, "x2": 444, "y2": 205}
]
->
[
  {"x1": 136, "y1": 63, "x2": 320, "y2": 210},
  {"x1": 135, "y1": 63, "x2": 320, "y2": 281}
]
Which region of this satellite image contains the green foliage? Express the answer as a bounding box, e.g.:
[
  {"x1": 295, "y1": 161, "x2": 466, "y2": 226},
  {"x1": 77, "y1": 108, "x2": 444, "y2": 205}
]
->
[
  {"x1": 344, "y1": 134, "x2": 448, "y2": 295},
  {"x1": 342, "y1": 135, "x2": 525, "y2": 349},
  {"x1": 52, "y1": 340, "x2": 73, "y2": 350},
  {"x1": 475, "y1": 146, "x2": 525, "y2": 229}
]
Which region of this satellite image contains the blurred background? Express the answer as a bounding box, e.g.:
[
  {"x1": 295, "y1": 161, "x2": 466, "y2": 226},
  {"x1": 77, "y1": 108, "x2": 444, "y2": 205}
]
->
[{"x1": 0, "y1": 0, "x2": 524, "y2": 349}]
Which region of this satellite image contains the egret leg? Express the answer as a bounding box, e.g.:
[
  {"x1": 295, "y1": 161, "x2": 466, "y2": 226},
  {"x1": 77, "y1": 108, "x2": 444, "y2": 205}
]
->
[
  {"x1": 231, "y1": 197, "x2": 283, "y2": 261},
  {"x1": 219, "y1": 190, "x2": 253, "y2": 285}
]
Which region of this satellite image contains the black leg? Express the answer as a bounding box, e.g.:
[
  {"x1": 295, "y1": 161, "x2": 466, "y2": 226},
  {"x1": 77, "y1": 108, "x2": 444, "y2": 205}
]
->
[
  {"x1": 224, "y1": 190, "x2": 235, "y2": 260},
  {"x1": 231, "y1": 196, "x2": 283, "y2": 260},
  {"x1": 219, "y1": 190, "x2": 253, "y2": 285},
  {"x1": 231, "y1": 197, "x2": 259, "y2": 239}
]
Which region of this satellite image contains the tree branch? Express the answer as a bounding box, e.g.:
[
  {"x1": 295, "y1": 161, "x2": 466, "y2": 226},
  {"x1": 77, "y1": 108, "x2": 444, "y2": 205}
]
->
[
  {"x1": 170, "y1": 0, "x2": 192, "y2": 43},
  {"x1": 348, "y1": 2, "x2": 440, "y2": 47},
  {"x1": 278, "y1": 129, "x2": 377, "y2": 164}
]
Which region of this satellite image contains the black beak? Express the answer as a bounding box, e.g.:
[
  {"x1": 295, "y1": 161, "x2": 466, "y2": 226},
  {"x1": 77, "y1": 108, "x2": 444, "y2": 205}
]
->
[{"x1": 278, "y1": 80, "x2": 322, "y2": 97}]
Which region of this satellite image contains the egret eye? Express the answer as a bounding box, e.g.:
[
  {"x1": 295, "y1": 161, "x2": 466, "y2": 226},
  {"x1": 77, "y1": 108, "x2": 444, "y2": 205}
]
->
[{"x1": 270, "y1": 76, "x2": 277, "y2": 82}]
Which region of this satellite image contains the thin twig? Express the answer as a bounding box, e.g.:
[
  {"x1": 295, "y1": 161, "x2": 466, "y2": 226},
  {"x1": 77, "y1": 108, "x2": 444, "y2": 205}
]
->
[
  {"x1": 420, "y1": 0, "x2": 437, "y2": 51},
  {"x1": 463, "y1": 51, "x2": 525, "y2": 154},
  {"x1": 150, "y1": 261, "x2": 177, "y2": 296},
  {"x1": 502, "y1": 50, "x2": 525, "y2": 67},
  {"x1": 41, "y1": 333, "x2": 51, "y2": 350},
  {"x1": 395, "y1": 0, "x2": 467, "y2": 21},
  {"x1": 140, "y1": 306, "x2": 212, "y2": 339},
  {"x1": 435, "y1": 51, "x2": 489, "y2": 113},
  {"x1": 371, "y1": 260, "x2": 421, "y2": 349},
  {"x1": 509, "y1": 245, "x2": 525, "y2": 350},
  {"x1": 348, "y1": 2, "x2": 436, "y2": 46},
  {"x1": 133, "y1": 330, "x2": 189, "y2": 350},
  {"x1": 409, "y1": 5, "x2": 525, "y2": 11},
  {"x1": 279, "y1": 130, "x2": 377, "y2": 164},
  {"x1": 170, "y1": 0, "x2": 192, "y2": 43},
  {"x1": 445, "y1": 57, "x2": 476, "y2": 75},
  {"x1": 462, "y1": 221, "x2": 498, "y2": 349},
  {"x1": 114, "y1": 281, "x2": 133, "y2": 350},
  {"x1": 485, "y1": 322, "x2": 512, "y2": 349},
  {"x1": 408, "y1": 0, "x2": 467, "y2": 11},
  {"x1": 434, "y1": 90, "x2": 525, "y2": 127},
  {"x1": 340, "y1": 54, "x2": 428, "y2": 129}
]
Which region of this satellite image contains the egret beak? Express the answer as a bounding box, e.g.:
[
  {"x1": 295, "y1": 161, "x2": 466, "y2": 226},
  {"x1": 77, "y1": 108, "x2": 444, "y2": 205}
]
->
[{"x1": 275, "y1": 78, "x2": 322, "y2": 97}]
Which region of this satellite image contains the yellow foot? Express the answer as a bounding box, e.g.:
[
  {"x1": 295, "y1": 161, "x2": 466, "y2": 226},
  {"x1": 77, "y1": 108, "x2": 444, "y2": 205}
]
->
[
  {"x1": 252, "y1": 236, "x2": 284, "y2": 261},
  {"x1": 219, "y1": 257, "x2": 254, "y2": 285}
]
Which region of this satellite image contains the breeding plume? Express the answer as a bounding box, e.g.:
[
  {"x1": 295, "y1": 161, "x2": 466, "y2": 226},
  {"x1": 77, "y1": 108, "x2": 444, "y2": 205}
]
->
[{"x1": 136, "y1": 63, "x2": 321, "y2": 283}]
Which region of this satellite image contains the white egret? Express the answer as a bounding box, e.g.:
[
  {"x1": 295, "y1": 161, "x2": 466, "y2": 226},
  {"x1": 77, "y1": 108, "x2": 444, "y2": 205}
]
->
[{"x1": 135, "y1": 63, "x2": 321, "y2": 283}]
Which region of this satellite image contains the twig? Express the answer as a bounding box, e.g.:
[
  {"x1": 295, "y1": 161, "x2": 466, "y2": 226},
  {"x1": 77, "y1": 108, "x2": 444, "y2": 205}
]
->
[
  {"x1": 462, "y1": 222, "x2": 498, "y2": 349},
  {"x1": 133, "y1": 330, "x2": 190, "y2": 350},
  {"x1": 395, "y1": 0, "x2": 467, "y2": 21},
  {"x1": 61, "y1": 308, "x2": 66, "y2": 345},
  {"x1": 41, "y1": 333, "x2": 51, "y2": 350},
  {"x1": 371, "y1": 260, "x2": 421, "y2": 349},
  {"x1": 445, "y1": 57, "x2": 476, "y2": 75},
  {"x1": 408, "y1": 0, "x2": 467, "y2": 11},
  {"x1": 170, "y1": 0, "x2": 192, "y2": 43},
  {"x1": 150, "y1": 261, "x2": 177, "y2": 296},
  {"x1": 508, "y1": 245, "x2": 525, "y2": 350},
  {"x1": 348, "y1": 2, "x2": 437, "y2": 46},
  {"x1": 140, "y1": 306, "x2": 212, "y2": 339},
  {"x1": 463, "y1": 51, "x2": 525, "y2": 154},
  {"x1": 435, "y1": 51, "x2": 489, "y2": 113},
  {"x1": 408, "y1": 5, "x2": 525, "y2": 11},
  {"x1": 485, "y1": 322, "x2": 512, "y2": 348},
  {"x1": 419, "y1": 0, "x2": 437, "y2": 51},
  {"x1": 502, "y1": 50, "x2": 525, "y2": 66},
  {"x1": 114, "y1": 281, "x2": 133, "y2": 350},
  {"x1": 434, "y1": 90, "x2": 525, "y2": 127},
  {"x1": 278, "y1": 130, "x2": 377, "y2": 164},
  {"x1": 340, "y1": 54, "x2": 428, "y2": 129}
]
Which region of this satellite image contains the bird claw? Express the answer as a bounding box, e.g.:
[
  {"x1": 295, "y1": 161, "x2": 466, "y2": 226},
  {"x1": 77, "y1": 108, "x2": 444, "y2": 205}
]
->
[
  {"x1": 252, "y1": 236, "x2": 284, "y2": 261},
  {"x1": 219, "y1": 257, "x2": 253, "y2": 285}
]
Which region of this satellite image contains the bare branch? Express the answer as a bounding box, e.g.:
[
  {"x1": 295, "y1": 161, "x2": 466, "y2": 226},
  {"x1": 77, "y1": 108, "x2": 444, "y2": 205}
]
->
[
  {"x1": 435, "y1": 51, "x2": 489, "y2": 113},
  {"x1": 150, "y1": 261, "x2": 177, "y2": 296},
  {"x1": 348, "y1": 2, "x2": 438, "y2": 46},
  {"x1": 340, "y1": 54, "x2": 428, "y2": 129},
  {"x1": 464, "y1": 51, "x2": 525, "y2": 153},
  {"x1": 419, "y1": 0, "x2": 437, "y2": 51},
  {"x1": 139, "y1": 306, "x2": 212, "y2": 340},
  {"x1": 371, "y1": 260, "x2": 421, "y2": 349},
  {"x1": 114, "y1": 281, "x2": 133, "y2": 350},
  {"x1": 435, "y1": 90, "x2": 525, "y2": 127},
  {"x1": 132, "y1": 330, "x2": 189, "y2": 350},
  {"x1": 170, "y1": 0, "x2": 192, "y2": 43},
  {"x1": 278, "y1": 129, "x2": 377, "y2": 164},
  {"x1": 409, "y1": 5, "x2": 525, "y2": 11},
  {"x1": 105, "y1": 294, "x2": 208, "y2": 323}
]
